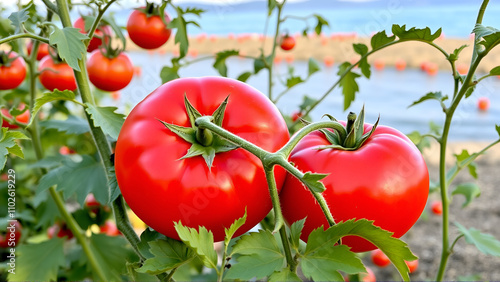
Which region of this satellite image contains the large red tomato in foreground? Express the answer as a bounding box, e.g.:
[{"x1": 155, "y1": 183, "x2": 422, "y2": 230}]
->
[
  {"x1": 87, "y1": 50, "x2": 134, "y2": 92},
  {"x1": 0, "y1": 52, "x2": 26, "y2": 90},
  {"x1": 38, "y1": 56, "x2": 77, "y2": 91},
  {"x1": 115, "y1": 77, "x2": 289, "y2": 242},
  {"x1": 280, "y1": 122, "x2": 429, "y2": 252},
  {"x1": 126, "y1": 9, "x2": 171, "y2": 50}
]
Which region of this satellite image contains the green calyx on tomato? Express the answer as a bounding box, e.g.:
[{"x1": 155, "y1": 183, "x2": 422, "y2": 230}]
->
[
  {"x1": 158, "y1": 95, "x2": 238, "y2": 168},
  {"x1": 314, "y1": 106, "x2": 379, "y2": 151},
  {"x1": 0, "y1": 51, "x2": 18, "y2": 66}
]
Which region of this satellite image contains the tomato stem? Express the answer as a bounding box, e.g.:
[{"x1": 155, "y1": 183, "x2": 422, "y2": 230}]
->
[{"x1": 196, "y1": 127, "x2": 214, "y2": 147}]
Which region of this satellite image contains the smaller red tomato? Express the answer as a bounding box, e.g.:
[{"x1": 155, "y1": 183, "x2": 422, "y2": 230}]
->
[
  {"x1": 406, "y1": 259, "x2": 419, "y2": 273},
  {"x1": 100, "y1": 220, "x2": 121, "y2": 236},
  {"x1": 59, "y1": 146, "x2": 75, "y2": 155},
  {"x1": 0, "y1": 220, "x2": 22, "y2": 248},
  {"x1": 87, "y1": 51, "x2": 134, "y2": 92},
  {"x1": 38, "y1": 56, "x2": 77, "y2": 92},
  {"x1": 47, "y1": 222, "x2": 74, "y2": 239},
  {"x1": 126, "y1": 7, "x2": 172, "y2": 50},
  {"x1": 291, "y1": 111, "x2": 303, "y2": 122},
  {"x1": 431, "y1": 200, "x2": 443, "y2": 215},
  {"x1": 2, "y1": 104, "x2": 30, "y2": 129},
  {"x1": 27, "y1": 41, "x2": 51, "y2": 60},
  {"x1": 477, "y1": 97, "x2": 490, "y2": 112},
  {"x1": 371, "y1": 249, "x2": 391, "y2": 268},
  {"x1": 395, "y1": 59, "x2": 406, "y2": 71},
  {"x1": 0, "y1": 51, "x2": 26, "y2": 90},
  {"x1": 74, "y1": 17, "x2": 112, "y2": 52},
  {"x1": 280, "y1": 35, "x2": 296, "y2": 51},
  {"x1": 84, "y1": 193, "x2": 101, "y2": 214}
]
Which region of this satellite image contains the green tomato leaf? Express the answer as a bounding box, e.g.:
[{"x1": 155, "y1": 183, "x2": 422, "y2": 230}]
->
[
  {"x1": 174, "y1": 221, "x2": 218, "y2": 269},
  {"x1": 224, "y1": 209, "x2": 247, "y2": 248},
  {"x1": 0, "y1": 128, "x2": 30, "y2": 170},
  {"x1": 455, "y1": 222, "x2": 500, "y2": 257},
  {"x1": 268, "y1": 268, "x2": 301, "y2": 282},
  {"x1": 286, "y1": 76, "x2": 304, "y2": 89},
  {"x1": 301, "y1": 171, "x2": 329, "y2": 193},
  {"x1": 168, "y1": 7, "x2": 189, "y2": 58},
  {"x1": 254, "y1": 55, "x2": 267, "y2": 74},
  {"x1": 182, "y1": 7, "x2": 205, "y2": 16},
  {"x1": 49, "y1": 26, "x2": 88, "y2": 71},
  {"x1": 8, "y1": 5, "x2": 30, "y2": 34},
  {"x1": 307, "y1": 219, "x2": 417, "y2": 282},
  {"x1": 313, "y1": 14, "x2": 329, "y2": 35},
  {"x1": 85, "y1": 103, "x2": 125, "y2": 141},
  {"x1": 107, "y1": 166, "x2": 121, "y2": 204},
  {"x1": 358, "y1": 56, "x2": 371, "y2": 79},
  {"x1": 40, "y1": 115, "x2": 90, "y2": 135},
  {"x1": 496, "y1": 124, "x2": 500, "y2": 138},
  {"x1": 213, "y1": 50, "x2": 239, "y2": 77},
  {"x1": 299, "y1": 95, "x2": 318, "y2": 112},
  {"x1": 225, "y1": 230, "x2": 285, "y2": 280},
  {"x1": 160, "y1": 65, "x2": 180, "y2": 83},
  {"x1": 452, "y1": 182, "x2": 481, "y2": 208},
  {"x1": 37, "y1": 155, "x2": 108, "y2": 206},
  {"x1": 454, "y1": 149, "x2": 480, "y2": 179},
  {"x1": 473, "y1": 24, "x2": 500, "y2": 56},
  {"x1": 87, "y1": 234, "x2": 135, "y2": 281},
  {"x1": 28, "y1": 90, "x2": 76, "y2": 127},
  {"x1": 7, "y1": 238, "x2": 66, "y2": 281},
  {"x1": 137, "y1": 237, "x2": 195, "y2": 275},
  {"x1": 237, "y1": 71, "x2": 252, "y2": 82},
  {"x1": 337, "y1": 62, "x2": 361, "y2": 110},
  {"x1": 489, "y1": 66, "x2": 500, "y2": 76},
  {"x1": 267, "y1": 0, "x2": 277, "y2": 16},
  {"x1": 392, "y1": 24, "x2": 442, "y2": 42},
  {"x1": 409, "y1": 91, "x2": 448, "y2": 108},
  {"x1": 449, "y1": 44, "x2": 468, "y2": 62},
  {"x1": 137, "y1": 228, "x2": 167, "y2": 259},
  {"x1": 371, "y1": 30, "x2": 396, "y2": 51},
  {"x1": 290, "y1": 218, "x2": 306, "y2": 251},
  {"x1": 353, "y1": 43, "x2": 368, "y2": 56},
  {"x1": 308, "y1": 58, "x2": 321, "y2": 76}
]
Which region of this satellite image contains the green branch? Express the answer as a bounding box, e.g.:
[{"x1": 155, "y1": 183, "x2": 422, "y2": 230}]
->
[{"x1": 0, "y1": 33, "x2": 49, "y2": 46}]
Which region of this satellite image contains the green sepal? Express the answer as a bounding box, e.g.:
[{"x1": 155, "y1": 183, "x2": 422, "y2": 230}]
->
[{"x1": 158, "y1": 95, "x2": 238, "y2": 169}]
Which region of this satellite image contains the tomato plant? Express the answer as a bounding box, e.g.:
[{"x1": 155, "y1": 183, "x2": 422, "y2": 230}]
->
[
  {"x1": 280, "y1": 111, "x2": 429, "y2": 252},
  {"x1": 280, "y1": 34, "x2": 296, "y2": 51},
  {"x1": 87, "y1": 50, "x2": 134, "y2": 92},
  {"x1": 115, "y1": 77, "x2": 290, "y2": 242},
  {"x1": 0, "y1": 51, "x2": 26, "y2": 90},
  {"x1": 38, "y1": 56, "x2": 77, "y2": 91},
  {"x1": 74, "y1": 16, "x2": 112, "y2": 52},
  {"x1": 126, "y1": 4, "x2": 172, "y2": 50},
  {"x1": 371, "y1": 249, "x2": 391, "y2": 268}
]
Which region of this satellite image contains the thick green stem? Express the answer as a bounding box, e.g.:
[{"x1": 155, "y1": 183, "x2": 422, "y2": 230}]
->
[
  {"x1": 0, "y1": 33, "x2": 49, "y2": 45},
  {"x1": 264, "y1": 167, "x2": 286, "y2": 232},
  {"x1": 436, "y1": 3, "x2": 489, "y2": 280},
  {"x1": 55, "y1": 0, "x2": 145, "y2": 265}
]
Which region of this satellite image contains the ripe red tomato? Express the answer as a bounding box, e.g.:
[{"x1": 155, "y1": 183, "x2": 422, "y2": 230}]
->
[
  {"x1": 291, "y1": 111, "x2": 303, "y2": 122},
  {"x1": 0, "y1": 51, "x2": 26, "y2": 90},
  {"x1": 87, "y1": 51, "x2": 134, "y2": 92},
  {"x1": 27, "y1": 41, "x2": 51, "y2": 60},
  {"x1": 0, "y1": 220, "x2": 22, "y2": 248},
  {"x1": 2, "y1": 104, "x2": 30, "y2": 129},
  {"x1": 431, "y1": 200, "x2": 443, "y2": 215},
  {"x1": 371, "y1": 249, "x2": 391, "y2": 267},
  {"x1": 477, "y1": 97, "x2": 490, "y2": 112},
  {"x1": 74, "y1": 17, "x2": 112, "y2": 52},
  {"x1": 100, "y1": 220, "x2": 121, "y2": 236},
  {"x1": 126, "y1": 8, "x2": 172, "y2": 50},
  {"x1": 406, "y1": 259, "x2": 419, "y2": 273},
  {"x1": 38, "y1": 56, "x2": 77, "y2": 91},
  {"x1": 47, "y1": 223, "x2": 74, "y2": 239},
  {"x1": 280, "y1": 35, "x2": 296, "y2": 51},
  {"x1": 115, "y1": 77, "x2": 289, "y2": 242},
  {"x1": 280, "y1": 122, "x2": 429, "y2": 252}
]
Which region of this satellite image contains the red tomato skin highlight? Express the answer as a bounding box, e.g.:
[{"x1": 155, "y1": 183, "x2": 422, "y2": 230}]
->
[
  {"x1": 127, "y1": 10, "x2": 172, "y2": 50},
  {"x1": 87, "y1": 51, "x2": 134, "y2": 92},
  {"x1": 38, "y1": 56, "x2": 77, "y2": 91},
  {"x1": 280, "y1": 123, "x2": 429, "y2": 252},
  {"x1": 0, "y1": 52, "x2": 26, "y2": 90},
  {"x1": 115, "y1": 77, "x2": 290, "y2": 242}
]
